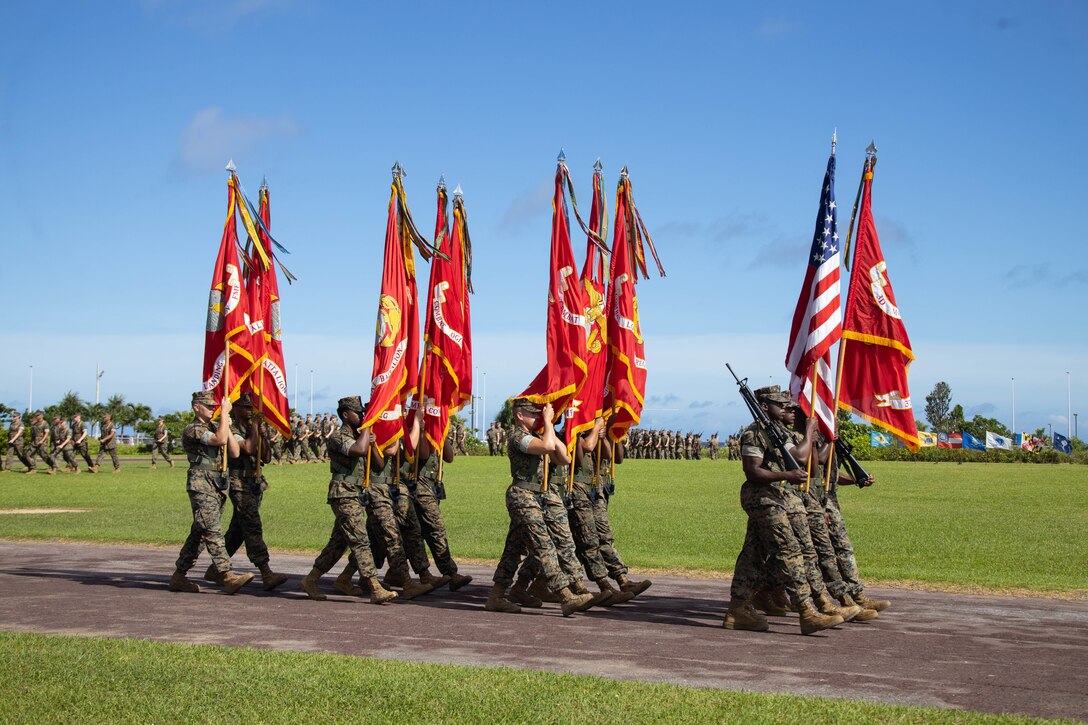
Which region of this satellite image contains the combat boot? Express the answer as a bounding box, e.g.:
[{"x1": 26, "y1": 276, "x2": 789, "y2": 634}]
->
[
  {"x1": 815, "y1": 590, "x2": 862, "y2": 622},
  {"x1": 300, "y1": 568, "x2": 327, "y2": 601},
  {"x1": 752, "y1": 589, "x2": 791, "y2": 616},
  {"x1": 508, "y1": 576, "x2": 543, "y2": 608},
  {"x1": 169, "y1": 460, "x2": 175, "y2": 468},
  {"x1": 220, "y1": 570, "x2": 254, "y2": 595},
  {"x1": 419, "y1": 569, "x2": 452, "y2": 590},
  {"x1": 484, "y1": 583, "x2": 521, "y2": 613},
  {"x1": 168, "y1": 569, "x2": 200, "y2": 593},
  {"x1": 89, "y1": 465, "x2": 98, "y2": 473},
  {"x1": 770, "y1": 588, "x2": 791, "y2": 612},
  {"x1": 382, "y1": 568, "x2": 410, "y2": 589},
  {"x1": 615, "y1": 573, "x2": 652, "y2": 597},
  {"x1": 595, "y1": 578, "x2": 635, "y2": 605},
  {"x1": 570, "y1": 579, "x2": 589, "y2": 595},
  {"x1": 797, "y1": 598, "x2": 843, "y2": 634},
  {"x1": 72, "y1": 467, "x2": 81, "y2": 475},
  {"x1": 203, "y1": 564, "x2": 223, "y2": 584},
  {"x1": 853, "y1": 590, "x2": 891, "y2": 612},
  {"x1": 839, "y1": 593, "x2": 879, "y2": 622},
  {"x1": 113, "y1": 467, "x2": 121, "y2": 474},
  {"x1": 399, "y1": 577, "x2": 434, "y2": 600},
  {"x1": 528, "y1": 576, "x2": 560, "y2": 603},
  {"x1": 579, "y1": 585, "x2": 613, "y2": 611},
  {"x1": 722, "y1": 597, "x2": 769, "y2": 631},
  {"x1": 557, "y1": 586, "x2": 594, "y2": 617},
  {"x1": 26, "y1": 468, "x2": 37, "y2": 475},
  {"x1": 151, "y1": 462, "x2": 157, "y2": 470},
  {"x1": 335, "y1": 566, "x2": 363, "y2": 597},
  {"x1": 364, "y1": 576, "x2": 398, "y2": 605},
  {"x1": 447, "y1": 572, "x2": 473, "y2": 591},
  {"x1": 46, "y1": 468, "x2": 56, "y2": 476},
  {"x1": 259, "y1": 564, "x2": 289, "y2": 591}
]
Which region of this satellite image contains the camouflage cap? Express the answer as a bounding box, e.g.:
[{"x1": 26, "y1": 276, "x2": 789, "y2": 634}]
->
[
  {"x1": 337, "y1": 395, "x2": 364, "y2": 413},
  {"x1": 192, "y1": 390, "x2": 217, "y2": 407},
  {"x1": 755, "y1": 385, "x2": 793, "y2": 406},
  {"x1": 236, "y1": 392, "x2": 255, "y2": 407},
  {"x1": 512, "y1": 397, "x2": 542, "y2": 415}
]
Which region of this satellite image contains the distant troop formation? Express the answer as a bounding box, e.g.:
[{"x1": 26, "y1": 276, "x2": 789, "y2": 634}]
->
[
  {"x1": 2, "y1": 410, "x2": 121, "y2": 475},
  {"x1": 167, "y1": 391, "x2": 654, "y2": 619},
  {"x1": 624, "y1": 428, "x2": 707, "y2": 460}
]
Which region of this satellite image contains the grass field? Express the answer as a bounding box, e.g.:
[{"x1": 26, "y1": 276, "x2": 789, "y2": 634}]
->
[
  {"x1": 1, "y1": 458, "x2": 1086, "y2": 594},
  {"x1": 0, "y1": 632, "x2": 1071, "y2": 725}
]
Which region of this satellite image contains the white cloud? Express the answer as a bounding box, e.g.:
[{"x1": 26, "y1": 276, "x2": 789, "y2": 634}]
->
[{"x1": 174, "y1": 107, "x2": 301, "y2": 173}]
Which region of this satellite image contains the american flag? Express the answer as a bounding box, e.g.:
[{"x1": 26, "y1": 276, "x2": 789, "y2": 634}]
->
[{"x1": 784, "y1": 150, "x2": 841, "y2": 438}]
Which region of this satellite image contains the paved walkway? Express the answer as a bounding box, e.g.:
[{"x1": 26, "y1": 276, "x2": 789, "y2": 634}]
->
[{"x1": 0, "y1": 541, "x2": 1084, "y2": 721}]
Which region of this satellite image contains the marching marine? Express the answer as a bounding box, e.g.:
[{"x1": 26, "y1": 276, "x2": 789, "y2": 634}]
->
[
  {"x1": 93, "y1": 413, "x2": 120, "y2": 473},
  {"x1": 151, "y1": 416, "x2": 173, "y2": 469},
  {"x1": 70, "y1": 413, "x2": 95, "y2": 472}
]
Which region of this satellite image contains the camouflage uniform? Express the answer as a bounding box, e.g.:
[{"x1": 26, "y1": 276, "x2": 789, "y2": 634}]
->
[
  {"x1": 392, "y1": 454, "x2": 432, "y2": 575},
  {"x1": 4, "y1": 416, "x2": 29, "y2": 471},
  {"x1": 824, "y1": 478, "x2": 864, "y2": 598},
  {"x1": 151, "y1": 420, "x2": 172, "y2": 465},
  {"x1": 592, "y1": 442, "x2": 629, "y2": 579},
  {"x1": 798, "y1": 439, "x2": 852, "y2": 600},
  {"x1": 50, "y1": 420, "x2": 77, "y2": 470},
  {"x1": 409, "y1": 450, "x2": 460, "y2": 576},
  {"x1": 310, "y1": 422, "x2": 379, "y2": 577},
  {"x1": 267, "y1": 424, "x2": 284, "y2": 464},
  {"x1": 709, "y1": 434, "x2": 719, "y2": 460},
  {"x1": 174, "y1": 417, "x2": 232, "y2": 575},
  {"x1": 70, "y1": 418, "x2": 95, "y2": 469},
  {"x1": 568, "y1": 443, "x2": 611, "y2": 582},
  {"x1": 540, "y1": 462, "x2": 583, "y2": 585},
  {"x1": 94, "y1": 419, "x2": 120, "y2": 471},
  {"x1": 728, "y1": 421, "x2": 813, "y2": 608},
  {"x1": 492, "y1": 423, "x2": 566, "y2": 591},
  {"x1": 222, "y1": 419, "x2": 272, "y2": 568},
  {"x1": 25, "y1": 416, "x2": 51, "y2": 470}
]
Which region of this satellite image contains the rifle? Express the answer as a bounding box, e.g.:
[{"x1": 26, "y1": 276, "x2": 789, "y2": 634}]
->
[
  {"x1": 833, "y1": 437, "x2": 872, "y2": 488},
  {"x1": 725, "y1": 363, "x2": 800, "y2": 471}
]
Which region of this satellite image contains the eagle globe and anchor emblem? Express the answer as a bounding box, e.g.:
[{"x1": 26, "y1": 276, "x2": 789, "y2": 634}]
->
[{"x1": 376, "y1": 294, "x2": 402, "y2": 348}]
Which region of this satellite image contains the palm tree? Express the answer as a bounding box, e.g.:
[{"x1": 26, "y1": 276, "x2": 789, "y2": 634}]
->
[
  {"x1": 127, "y1": 403, "x2": 152, "y2": 442},
  {"x1": 57, "y1": 391, "x2": 87, "y2": 420}
]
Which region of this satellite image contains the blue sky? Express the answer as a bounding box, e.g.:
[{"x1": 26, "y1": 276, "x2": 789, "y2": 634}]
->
[{"x1": 1, "y1": 1, "x2": 1085, "y2": 438}]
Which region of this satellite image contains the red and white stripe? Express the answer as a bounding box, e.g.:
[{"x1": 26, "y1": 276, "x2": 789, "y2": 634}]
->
[{"x1": 785, "y1": 250, "x2": 841, "y2": 438}]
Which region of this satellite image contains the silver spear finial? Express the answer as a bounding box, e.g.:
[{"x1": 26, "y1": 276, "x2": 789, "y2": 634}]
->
[
  {"x1": 225, "y1": 158, "x2": 237, "y2": 173},
  {"x1": 620, "y1": 164, "x2": 629, "y2": 180},
  {"x1": 866, "y1": 140, "x2": 878, "y2": 156},
  {"x1": 437, "y1": 174, "x2": 446, "y2": 191},
  {"x1": 593, "y1": 158, "x2": 603, "y2": 174},
  {"x1": 392, "y1": 161, "x2": 405, "y2": 179},
  {"x1": 260, "y1": 175, "x2": 269, "y2": 191},
  {"x1": 453, "y1": 184, "x2": 463, "y2": 200},
  {"x1": 832, "y1": 129, "x2": 837, "y2": 155},
  {"x1": 557, "y1": 148, "x2": 566, "y2": 164}
]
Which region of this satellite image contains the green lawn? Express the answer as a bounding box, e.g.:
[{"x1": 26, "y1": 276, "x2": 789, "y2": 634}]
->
[
  {"x1": 1, "y1": 458, "x2": 1085, "y2": 594},
  {"x1": 0, "y1": 632, "x2": 1069, "y2": 725}
]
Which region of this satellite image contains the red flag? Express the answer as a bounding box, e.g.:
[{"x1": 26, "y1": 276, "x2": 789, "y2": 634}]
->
[
  {"x1": 202, "y1": 176, "x2": 255, "y2": 406},
  {"x1": 449, "y1": 189, "x2": 473, "y2": 410},
  {"x1": 838, "y1": 155, "x2": 920, "y2": 451},
  {"x1": 242, "y1": 182, "x2": 292, "y2": 438},
  {"x1": 785, "y1": 150, "x2": 842, "y2": 439},
  {"x1": 564, "y1": 162, "x2": 609, "y2": 451},
  {"x1": 518, "y1": 165, "x2": 589, "y2": 421},
  {"x1": 362, "y1": 172, "x2": 427, "y2": 450}
]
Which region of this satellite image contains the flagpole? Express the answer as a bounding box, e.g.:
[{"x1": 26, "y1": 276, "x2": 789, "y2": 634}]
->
[
  {"x1": 804, "y1": 364, "x2": 817, "y2": 493},
  {"x1": 1068, "y1": 371, "x2": 1072, "y2": 439}
]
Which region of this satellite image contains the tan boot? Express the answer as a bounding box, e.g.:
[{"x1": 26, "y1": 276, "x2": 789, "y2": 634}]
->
[
  {"x1": 508, "y1": 576, "x2": 543, "y2": 608},
  {"x1": 484, "y1": 583, "x2": 521, "y2": 613},
  {"x1": 259, "y1": 564, "x2": 289, "y2": 591},
  {"x1": 46, "y1": 468, "x2": 56, "y2": 476},
  {"x1": 854, "y1": 590, "x2": 891, "y2": 612},
  {"x1": 169, "y1": 460, "x2": 175, "y2": 468},
  {"x1": 557, "y1": 586, "x2": 594, "y2": 617},
  {"x1": 220, "y1": 570, "x2": 254, "y2": 595},
  {"x1": 151, "y1": 463, "x2": 157, "y2": 470},
  {"x1": 419, "y1": 570, "x2": 451, "y2": 591},
  {"x1": 528, "y1": 576, "x2": 560, "y2": 603},
  {"x1": 335, "y1": 567, "x2": 364, "y2": 597},
  {"x1": 112, "y1": 467, "x2": 121, "y2": 474},
  {"x1": 365, "y1": 576, "x2": 398, "y2": 605},
  {"x1": 840, "y1": 593, "x2": 879, "y2": 622},
  {"x1": 399, "y1": 577, "x2": 434, "y2": 600},
  {"x1": 797, "y1": 598, "x2": 843, "y2": 634},
  {"x1": 723, "y1": 597, "x2": 769, "y2": 631},
  {"x1": 203, "y1": 564, "x2": 222, "y2": 584},
  {"x1": 815, "y1": 590, "x2": 862, "y2": 622},
  {"x1": 73, "y1": 467, "x2": 81, "y2": 475},
  {"x1": 300, "y1": 568, "x2": 327, "y2": 601},
  {"x1": 382, "y1": 568, "x2": 410, "y2": 589},
  {"x1": 168, "y1": 569, "x2": 200, "y2": 593},
  {"x1": 89, "y1": 466, "x2": 98, "y2": 473},
  {"x1": 771, "y1": 587, "x2": 791, "y2": 612},
  {"x1": 447, "y1": 573, "x2": 473, "y2": 591},
  {"x1": 570, "y1": 579, "x2": 589, "y2": 595},
  {"x1": 616, "y1": 573, "x2": 652, "y2": 597},
  {"x1": 752, "y1": 589, "x2": 791, "y2": 616},
  {"x1": 595, "y1": 578, "x2": 635, "y2": 605}
]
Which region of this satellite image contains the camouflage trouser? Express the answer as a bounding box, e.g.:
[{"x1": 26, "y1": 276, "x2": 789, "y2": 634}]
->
[
  {"x1": 51, "y1": 446, "x2": 78, "y2": 469},
  {"x1": 493, "y1": 485, "x2": 564, "y2": 591},
  {"x1": 365, "y1": 482, "x2": 410, "y2": 577},
  {"x1": 285, "y1": 440, "x2": 298, "y2": 462},
  {"x1": 824, "y1": 491, "x2": 863, "y2": 597},
  {"x1": 310, "y1": 440, "x2": 322, "y2": 460},
  {"x1": 223, "y1": 478, "x2": 269, "y2": 568},
  {"x1": 782, "y1": 489, "x2": 829, "y2": 598},
  {"x1": 24, "y1": 442, "x2": 49, "y2": 469},
  {"x1": 95, "y1": 447, "x2": 120, "y2": 470},
  {"x1": 151, "y1": 442, "x2": 172, "y2": 463},
  {"x1": 413, "y1": 480, "x2": 457, "y2": 576},
  {"x1": 390, "y1": 482, "x2": 430, "y2": 575},
  {"x1": 801, "y1": 489, "x2": 849, "y2": 598},
  {"x1": 592, "y1": 485, "x2": 628, "y2": 578},
  {"x1": 175, "y1": 482, "x2": 231, "y2": 574},
  {"x1": 710, "y1": 447, "x2": 718, "y2": 460},
  {"x1": 313, "y1": 495, "x2": 378, "y2": 577},
  {"x1": 730, "y1": 482, "x2": 812, "y2": 607},
  {"x1": 5, "y1": 442, "x2": 30, "y2": 470},
  {"x1": 539, "y1": 488, "x2": 582, "y2": 585},
  {"x1": 568, "y1": 483, "x2": 610, "y2": 581},
  {"x1": 73, "y1": 442, "x2": 95, "y2": 468}
]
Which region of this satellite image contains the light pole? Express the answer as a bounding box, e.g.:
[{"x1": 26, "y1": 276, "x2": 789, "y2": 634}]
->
[
  {"x1": 1011, "y1": 377, "x2": 1016, "y2": 434},
  {"x1": 96, "y1": 363, "x2": 104, "y2": 405},
  {"x1": 481, "y1": 372, "x2": 487, "y2": 433},
  {"x1": 1067, "y1": 371, "x2": 1072, "y2": 439},
  {"x1": 1075, "y1": 412, "x2": 1079, "y2": 440},
  {"x1": 28, "y1": 365, "x2": 33, "y2": 412},
  {"x1": 294, "y1": 364, "x2": 299, "y2": 412},
  {"x1": 309, "y1": 369, "x2": 314, "y2": 415}
]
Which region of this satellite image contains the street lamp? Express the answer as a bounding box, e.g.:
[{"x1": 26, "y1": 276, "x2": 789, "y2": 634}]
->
[{"x1": 310, "y1": 369, "x2": 314, "y2": 415}]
